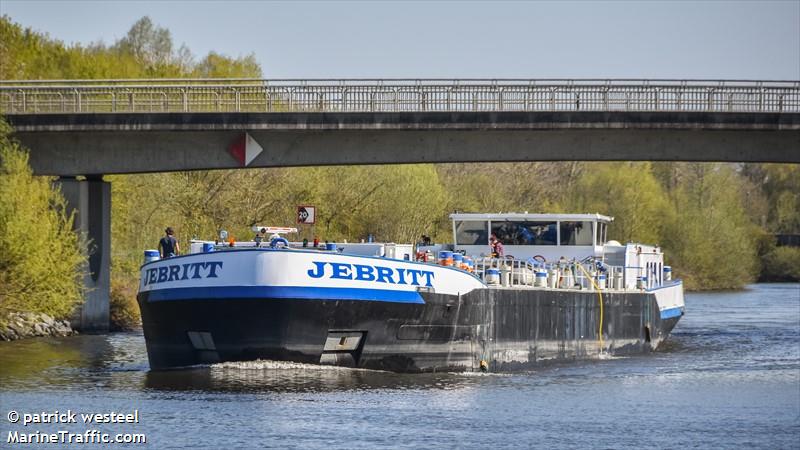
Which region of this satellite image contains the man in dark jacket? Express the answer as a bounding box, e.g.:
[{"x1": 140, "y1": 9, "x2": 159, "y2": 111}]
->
[{"x1": 159, "y1": 227, "x2": 180, "y2": 258}]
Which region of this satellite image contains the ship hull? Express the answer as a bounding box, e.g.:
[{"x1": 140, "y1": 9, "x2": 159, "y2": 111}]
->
[{"x1": 138, "y1": 284, "x2": 683, "y2": 372}]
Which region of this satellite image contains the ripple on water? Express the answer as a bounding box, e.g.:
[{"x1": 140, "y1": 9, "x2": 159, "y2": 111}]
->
[{"x1": 212, "y1": 359, "x2": 385, "y2": 372}]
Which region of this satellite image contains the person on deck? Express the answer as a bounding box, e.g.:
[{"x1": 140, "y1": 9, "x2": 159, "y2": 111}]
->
[
  {"x1": 490, "y1": 233, "x2": 505, "y2": 258},
  {"x1": 159, "y1": 227, "x2": 180, "y2": 258}
]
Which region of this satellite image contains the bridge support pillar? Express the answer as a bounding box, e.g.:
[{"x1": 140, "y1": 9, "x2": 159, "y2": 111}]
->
[{"x1": 58, "y1": 176, "x2": 110, "y2": 332}]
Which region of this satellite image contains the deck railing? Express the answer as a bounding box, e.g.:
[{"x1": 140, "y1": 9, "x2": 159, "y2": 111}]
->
[
  {"x1": 472, "y1": 257, "x2": 656, "y2": 291},
  {"x1": 1, "y1": 79, "x2": 798, "y2": 114}
]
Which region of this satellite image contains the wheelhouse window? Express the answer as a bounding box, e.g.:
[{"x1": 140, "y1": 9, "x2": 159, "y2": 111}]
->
[
  {"x1": 559, "y1": 221, "x2": 594, "y2": 246},
  {"x1": 490, "y1": 221, "x2": 557, "y2": 246},
  {"x1": 454, "y1": 221, "x2": 488, "y2": 245},
  {"x1": 598, "y1": 222, "x2": 607, "y2": 245}
]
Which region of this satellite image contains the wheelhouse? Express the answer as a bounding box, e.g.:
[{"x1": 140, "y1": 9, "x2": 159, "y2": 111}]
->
[{"x1": 450, "y1": 213, "x2": 613, "y2": 262}]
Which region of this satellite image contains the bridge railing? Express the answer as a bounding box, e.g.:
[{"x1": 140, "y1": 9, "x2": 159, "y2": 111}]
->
[{"x1": 1, "y1": 79, "x2": 798, "y2": 114}]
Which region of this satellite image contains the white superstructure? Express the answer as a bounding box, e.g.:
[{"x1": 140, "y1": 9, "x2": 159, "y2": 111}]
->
[
  {"x1": 173, "y1": 212, "x2": 682, "y2": 319},
  {"x1": 448, "y1": 213, "x2": 612, "y2": 261}
]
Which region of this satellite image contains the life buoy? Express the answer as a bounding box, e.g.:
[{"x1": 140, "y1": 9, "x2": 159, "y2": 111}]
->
[{"x1": 270, "y1": 237, "x2": 289, "y2": 248}]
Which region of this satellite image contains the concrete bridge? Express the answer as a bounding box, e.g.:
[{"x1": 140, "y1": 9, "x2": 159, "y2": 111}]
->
[
  {"x1": 2, "y1": 79, "x2": 800, "y2": 174},
  {"x1": 2, "y1": 78, "x2": 799, "y2": 330}
]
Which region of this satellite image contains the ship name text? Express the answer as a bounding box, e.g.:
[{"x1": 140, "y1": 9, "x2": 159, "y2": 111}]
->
[
  {"x1": 307, "y1": 261, "x2": 434, "y2": 287},
  {"x1": 143, "y1": 261, "x2": 224, "y2": 286}
]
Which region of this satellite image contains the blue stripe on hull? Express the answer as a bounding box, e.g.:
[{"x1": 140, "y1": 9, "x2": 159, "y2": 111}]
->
[
  {"x1": 143, "y1": 286, "x2": 425, "y2": 304},
  {"x1": 660, "y1": 306, "x2": 683, "y2": 320}
]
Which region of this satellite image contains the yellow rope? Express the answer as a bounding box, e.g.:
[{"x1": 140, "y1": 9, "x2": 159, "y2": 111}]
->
[{"x1": 575, "y1": 262, "x2": 605, "y2": 354}]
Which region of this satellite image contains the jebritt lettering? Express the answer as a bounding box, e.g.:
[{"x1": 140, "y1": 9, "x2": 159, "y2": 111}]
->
[
  {"x1": 144, "y1": 261, "x2": 223, "y2": 286},
  {"x1": 307, "y1": 262, "x2": 434, "y2": 287}
]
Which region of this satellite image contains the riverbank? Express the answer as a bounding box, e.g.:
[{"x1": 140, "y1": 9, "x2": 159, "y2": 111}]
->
[{"x1": 0, "y1": 312, "x2": 75, "y2": 341}]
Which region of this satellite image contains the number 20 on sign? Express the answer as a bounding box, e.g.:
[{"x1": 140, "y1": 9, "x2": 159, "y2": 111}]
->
[{"x1": 297, "y1": 206, "x2": 315, "y2": 225}]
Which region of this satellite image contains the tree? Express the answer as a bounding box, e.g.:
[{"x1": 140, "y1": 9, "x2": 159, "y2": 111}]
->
[
  {"x1": 113, "y1": 16, "x2": 174, "y2": 71},
  {"x1": 742, "y1": 164, "x2": 800, "y2": 234},
  {"x1": 568, "y1": 162, "x2": 671, "y2": 245},
  {"x1": 193, "y1": 52, "x2": 262, "y2": 78},
  {"x1": 660, "y1": 164, "x2": 758, "y2": 289},
  {"x1": 434, "y1": 162, "x2": 577, "y2": 223},
  {"x1": 0, "y1": 120, "x2": 85, "y2": 318}
]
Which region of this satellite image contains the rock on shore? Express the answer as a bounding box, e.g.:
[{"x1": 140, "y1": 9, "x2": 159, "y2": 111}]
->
[{"x1": 0, "y1": 312, "x2": 75, "y2": 341}]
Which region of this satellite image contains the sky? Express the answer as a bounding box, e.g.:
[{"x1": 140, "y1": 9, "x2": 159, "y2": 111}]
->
[{"x1": 1, "y1": 0, "x2": 798, "y2": 80}]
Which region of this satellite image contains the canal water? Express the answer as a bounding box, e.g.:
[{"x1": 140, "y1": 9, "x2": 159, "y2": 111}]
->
[{"x1": 1, "y1": 284, "x2": 798, "y2": 449}]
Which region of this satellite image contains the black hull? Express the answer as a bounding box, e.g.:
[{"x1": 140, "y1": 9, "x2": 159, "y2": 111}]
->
[{"x1": 138, "y1": 288, "x2": 681, "y2": 372}]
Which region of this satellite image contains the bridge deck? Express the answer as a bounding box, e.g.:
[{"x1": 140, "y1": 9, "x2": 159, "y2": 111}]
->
[{"x1": 2, "y1": 79, "x2": 799, "y2": 115}]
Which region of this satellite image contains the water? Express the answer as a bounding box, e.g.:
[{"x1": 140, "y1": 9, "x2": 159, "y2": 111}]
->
[{"x1": 1, "y1": 284, "x2": 798, "y2": 449}]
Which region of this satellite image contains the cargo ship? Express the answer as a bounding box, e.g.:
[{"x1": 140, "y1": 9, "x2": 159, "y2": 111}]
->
[{"x1": 137, "y1": 213, "x2": 684, "y2": 372}]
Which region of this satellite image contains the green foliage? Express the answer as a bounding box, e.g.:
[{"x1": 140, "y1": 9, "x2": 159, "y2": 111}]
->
[
  {"x1": 108, "y1": 168, "x2": 294, "y2": 272},
  {"x1": 742, "y1": 164, "x2": 800, "y2": 234},
  {"x1": 111, "y1": 165, "x2": 446, "y2": 269},
  {"x1": 659, "y1": 164, "x2": 758, "y2": 290},
  {"x1": 300, "y1": 165, "x2": 447, "y2": 243},
  {"x1": 0, "y1": 15, "x2": 262, "y2": 80},
  {"x1": 760, "y1": 247, "x2": 800, "y2": 282},
  {"x1": 193, "y1": 52, "x2": 262, "y2": 78},
  {"x1": 436, "y1": 162, "x2": 574, "y2": 213},
  {"x1": 109, "y1": 277, "x2": 141, "y2": 331},
  {"x1": 568, "y1": 162, "x2": 670, "y2": 245},
  {"x1": 0, "y1": 120, "x2": 85, "y2": 319},
  {"x1": 1, "y1": 14, "x2": 264, "y2": 325}
]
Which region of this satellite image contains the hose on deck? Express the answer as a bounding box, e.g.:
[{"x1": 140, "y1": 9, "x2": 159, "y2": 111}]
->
[{"x1": 574, "y1": 262, "x2": 605, "y2": 354}]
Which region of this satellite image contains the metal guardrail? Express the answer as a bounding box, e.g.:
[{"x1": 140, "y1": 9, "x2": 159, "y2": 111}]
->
[
  {"x1": 1, "y1": 79, "x2": 798, "y2": 114},
  {"x1": 471, "y1": 257, "x2": 652, "y2": 291}
]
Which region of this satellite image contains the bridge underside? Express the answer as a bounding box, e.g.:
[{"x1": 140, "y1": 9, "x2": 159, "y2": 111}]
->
[{"x1": 7, "y1": 111, "x2": 800, "y2": 176}]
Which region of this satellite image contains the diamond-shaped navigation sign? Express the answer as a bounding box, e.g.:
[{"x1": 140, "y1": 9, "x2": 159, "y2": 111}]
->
[
  {"x1": 228, "y1": 132, "x2": 263, "y2": 167},
  {"x1": 297, "y1": 205, "x2": 315, "y2": 225}
]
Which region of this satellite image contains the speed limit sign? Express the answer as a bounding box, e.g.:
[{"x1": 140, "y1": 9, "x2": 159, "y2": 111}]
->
[{"x1": 297, "y1": 205, "x2": 315, "y2": 224}]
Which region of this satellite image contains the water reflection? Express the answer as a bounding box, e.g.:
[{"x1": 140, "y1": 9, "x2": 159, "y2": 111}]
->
[
  {"x1": 0, "y1": 331, "x2": 494, "y2": 394},
  {"x1": 144, "y1": 364, "x2": 486, "y2": 394},
  {"x1": 0, "y1": 333, "x2": 123, "y2": 390}
]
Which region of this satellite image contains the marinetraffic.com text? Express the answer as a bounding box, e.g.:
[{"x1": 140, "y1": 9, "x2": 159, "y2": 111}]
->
[{"x1": 6, "y1": 409, "x2": 146, "y2": 445}]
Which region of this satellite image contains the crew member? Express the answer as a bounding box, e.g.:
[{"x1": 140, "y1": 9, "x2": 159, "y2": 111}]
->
[
  {"x1": 159, "y1": 227, "x2": 180, "y2": 258},
  {"x1": 490, "y1": 233, "x2": 504, "y2": 258}
]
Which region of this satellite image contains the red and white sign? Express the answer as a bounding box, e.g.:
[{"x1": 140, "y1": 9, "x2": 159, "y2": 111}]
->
[
  {"x1": 228, "y1": 132, "x2": 263, "y2": 167},
  {"x1": 297, "y1": 205, "x2": 316, "y2": 225}
]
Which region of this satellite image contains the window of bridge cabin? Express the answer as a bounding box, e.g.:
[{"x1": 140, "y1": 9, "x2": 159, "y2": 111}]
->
[
  {"x1": 559, "y1": 221, "x2": 594, "y2": 246},
  {"x1": 454, "y1": 221, "x2": 489, "y2": 245},
  {"x1": 490, "y1": 221, "x2": 557, "y2": 246},
  {"x1": 598, "y1": 222, "x2": 607, "y2": 245}
]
